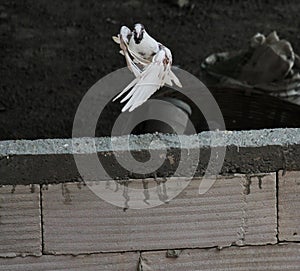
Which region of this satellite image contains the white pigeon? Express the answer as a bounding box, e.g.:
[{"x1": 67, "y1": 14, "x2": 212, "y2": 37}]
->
[{"x1": 112, "y1": 23, "x2": 182, "y2": 112}]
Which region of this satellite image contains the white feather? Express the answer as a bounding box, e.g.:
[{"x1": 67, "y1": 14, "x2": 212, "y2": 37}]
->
[
  {"x1": 168, "y1": 70, "x2": 182, "y2": 87},
  {"x1": 127, "y1": 47, "x2": 150, "y2": 66},
  {"x1": 112, "y1": 36, "x2": 120, "y2": 44},
  {"x1": 113, "y1": 77, "x2": 139, "y2": 101},
  {"x1": 121, "y1": 50, "x2": 166, "y2": 112},
  {"x1": 123, "y1": 50, "x2": 141, "y2": 77},
  {"x1": 120, "y1": 26, "x2": 131, "y2": 44}
]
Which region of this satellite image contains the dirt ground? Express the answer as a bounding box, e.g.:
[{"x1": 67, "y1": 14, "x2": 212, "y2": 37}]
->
[{"x1": 1, "y1": 0, "x2": 300, "y2": 140}]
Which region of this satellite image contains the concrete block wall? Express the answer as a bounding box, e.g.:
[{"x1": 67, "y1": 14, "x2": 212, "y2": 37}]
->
[
  {"x1": 0, "y1": 171, "x2": 299, "y2": 270},
  {"x1": 0, "y1": 129, "x2": 300, "y2": 269}
]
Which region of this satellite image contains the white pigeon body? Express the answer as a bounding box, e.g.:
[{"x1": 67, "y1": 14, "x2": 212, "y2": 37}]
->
[
  {"x1": 112, "y1": 23, "x2": 182, "y2": 112},
  {"x1": 128, "y1": 30, "x2": 159, "y2": 62}
]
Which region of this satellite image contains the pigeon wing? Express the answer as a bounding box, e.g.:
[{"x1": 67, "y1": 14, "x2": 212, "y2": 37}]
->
[
  {"x1": 167, "y1": 69, "x2": 182, "y2": 88},
  {"x1": 112, "y1": 26, "x2": 142, "y2": 78},
  {"x1": 112, "y1": 26, "x2": 131, "y2": 45},
  {"x1": 127, "y1": 47, "x2": 151, "y2": 67},
  {"x1": 120, "y1": 26, "x2": 132, "y2": 44},
  {"x1": 120, "y1": 50, "x2": 167, "y2": 112},
  {"x1": 161, "y1": 45, "x2": 182, "y2": 88},
  {"x1": 123, "y1": 48, "x2": 142, "y2": 77}
]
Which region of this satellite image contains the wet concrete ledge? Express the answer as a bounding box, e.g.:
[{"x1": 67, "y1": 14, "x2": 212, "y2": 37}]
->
[{"x1": 0, "y1": 128, "x2": 300, "y2": 185}]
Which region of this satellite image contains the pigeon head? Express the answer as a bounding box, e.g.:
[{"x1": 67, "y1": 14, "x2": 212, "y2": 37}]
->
[{"x1": 133, "y1": 23, "x2": 145, "y2": 44}]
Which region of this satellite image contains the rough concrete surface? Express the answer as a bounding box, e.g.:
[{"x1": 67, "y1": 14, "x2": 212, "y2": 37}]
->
[
  {"x1": 0, "y1": 128, "x2": 300, "y2": 185},
  {"x1": 0, "y1": 185, "x2": 41, "y2": 257},
  {"x1": 278, "y1": 170, "x2": 300, "y2": 242},
  {"x1": 0, "y1": 252, "x2": 139, "y2": 271},
  {"x1": 140, "y1": 243, "x2": 300, "y2": 271},
  {"x1": 42, "y1": 174, "x2": 276, "y2": 254},
  {"x1": 1, "y1": 128, "x2": 300, "y2": 155}
]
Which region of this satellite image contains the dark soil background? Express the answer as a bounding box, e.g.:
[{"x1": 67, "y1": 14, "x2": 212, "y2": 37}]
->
[{"x1": 1, "y1": 0, "x2": 300, "y2": 140}]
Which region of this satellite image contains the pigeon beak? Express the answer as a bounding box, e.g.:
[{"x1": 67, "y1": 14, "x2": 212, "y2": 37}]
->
[
  {"x1": 136, "y1": 32, "x2": 142, "y2": 39},
  {"x1": 134, "y1": 30, "x2": 144, "y2": 44}
]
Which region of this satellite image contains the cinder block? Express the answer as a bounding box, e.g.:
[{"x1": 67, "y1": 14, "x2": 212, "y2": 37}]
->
[
  {"x1": 0, "y1": 185, "x2": 41, "y2": 257},
  {"x1": 140, "y1": 243, "x2": 300, "y2": 271},
  {"x1": 0, "y1": 252, "x2": 138, "y2": 271},
  {"x1": 278, "y1": 170, "x2": 300, "y2": 241},
  {"x1": 43, "y1": 174, "x2": 277, "y2": 254}
]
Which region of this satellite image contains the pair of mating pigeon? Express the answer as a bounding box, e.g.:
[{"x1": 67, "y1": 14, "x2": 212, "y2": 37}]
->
[{"x1": 112, "y1": 23, "x2": 182, "y2": 112}]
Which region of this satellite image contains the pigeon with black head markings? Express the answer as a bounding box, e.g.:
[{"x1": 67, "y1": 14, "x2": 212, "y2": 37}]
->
[{"x1": 112, "y1": 23, "x2": 182, "y2": 112}]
